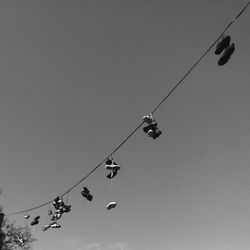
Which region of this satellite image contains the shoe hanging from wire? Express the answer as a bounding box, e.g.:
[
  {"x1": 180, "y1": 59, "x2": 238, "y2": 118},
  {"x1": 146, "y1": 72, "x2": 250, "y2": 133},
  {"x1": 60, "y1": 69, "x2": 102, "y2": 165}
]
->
[{"x1": 143, "y1": 114, "x2": 162, "y2": 139}]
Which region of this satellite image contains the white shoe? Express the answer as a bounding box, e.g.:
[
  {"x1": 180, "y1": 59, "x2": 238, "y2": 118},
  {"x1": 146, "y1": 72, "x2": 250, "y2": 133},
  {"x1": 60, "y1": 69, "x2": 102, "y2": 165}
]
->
[
  {"x1": 105, "y1": 163, "x2": 120, "y2": 171},
  {"x1": 106, "y1": 201, "x2": 117, "y2": 210}
]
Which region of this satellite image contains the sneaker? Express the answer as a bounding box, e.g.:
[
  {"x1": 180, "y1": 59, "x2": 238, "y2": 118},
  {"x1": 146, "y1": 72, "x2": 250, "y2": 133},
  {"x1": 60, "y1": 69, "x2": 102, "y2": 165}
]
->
[
  {"x1": 50, "y1": 222, "x2": 61, "y2": 228},
  {"x1": 218, "y1": 43, "x2": 235, "y2": 66},
  {"x1": 86, "y1": 194, "x2": 93, "y2": 201},
  {"x1": 105, "y1": 162, "x2": 120, "y2": 171},
  {"x1": 63, "y1": 205, "x2": 71, "y2": 213},
  {"x1": 106, "y1": 201, "x2": 117, "y2": 210},
  {"x1": 152, "y1": 129, "x2": 162, "y2": 139},
  {"x1": 106, "y1": 158, "x2": 113, "y2": 165},
  {"x1": 215, "y1": 35, "x2": 231, "y2": 55},
  {"x1": 33, "y1": 216, "x2": 40, "y2": 221},
  {"x1": 147, "y1": 129, "x2": 154, "y2": 138},
  {"x1": 81, "y1": 190, "x2": 93, "y2": 201},
  {"x1": 143, "y1": 114, "x2": 154, "y2": 124},
  {"x1": 30, "y1": 220, "x2": 39, "y2": 226},
  {"x1": 107, "y1": 170, "x2": 118, "y2": 179},
  {"x1": 143, "y1": 122, "x2": 158, "y2": 133}
]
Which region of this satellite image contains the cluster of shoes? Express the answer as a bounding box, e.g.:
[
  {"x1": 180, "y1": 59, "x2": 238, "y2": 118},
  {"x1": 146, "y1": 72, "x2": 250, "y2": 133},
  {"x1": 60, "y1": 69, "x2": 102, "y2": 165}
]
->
[
  {"x1": 105, "y1": 158, "x2": 120, "y2": 210},
  {"x1": 30, "y1": 215, "x2": 40, "y2": 226},
  {"x1": 143, "y1": 114, "x2": 162, "y2": 139},
  {"x1": 51, "y1": 196, "x2": 71, "y2": 221},
  {"x1": 105, "y1": 158, "x2": 121, "y2": 179},
  {"x1": 215, "y1": 35, "x2": 235, "y2": 66},
  {"x1": 81, "y1": 187, "x2": 93, "y2": 201}
]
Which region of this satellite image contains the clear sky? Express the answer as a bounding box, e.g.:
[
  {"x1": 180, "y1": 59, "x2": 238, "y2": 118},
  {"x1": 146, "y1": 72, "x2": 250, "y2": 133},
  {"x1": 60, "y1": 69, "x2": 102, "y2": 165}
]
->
[{"x1": 1, "y1": 1, "x2": 250, "y2": 250}]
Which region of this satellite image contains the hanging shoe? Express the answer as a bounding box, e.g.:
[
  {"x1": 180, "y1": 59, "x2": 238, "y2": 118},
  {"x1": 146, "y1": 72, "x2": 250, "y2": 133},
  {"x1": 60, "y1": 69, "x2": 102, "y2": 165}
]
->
[
  {"x1": 218, "y1": 43, "x2": 235, "y2": 66},
  {"x1": 215, "y1": 35, "x2": 231, "y2": 55},
  {"x1": 50, "y1": 222, "x2": 61, "y2": 228},
  {"x1": 106, "y1": 158, "x2": 113, "y2": 165},
  {"x1": 30, "y1": 220, "x2": 39, "y2": 226},
  {"x1": 105, "y1": 161, "x2": 120, "y2": 171},
  {"x1": 147, "y1": 129, "x2": 154, "y2": 138},
  {"x1": 106, "y1": 201, "x2": 117, "y2": 210},
  {"x1": 107, "y1": 170, "x2": 118, "y2": 179},
  {"x1": 82, "y1": 187, "x2": 90, "y2": 194},
  {"x1": 33, "y1": 216, "x2": 40, "y2": 221},
  {"x1": 24, "y1": 214, "x2": 30, "y2": 219},
  {"x1": 143, "y1": 114, "x2": 154, "y2": 124},
  {"x1": 86, "y1": 193, "x2": 93, "y2": 201},
  {"x1": 152, "y1": 128, "x2": 162, "y2": 139},
  {"x1": 63, "y1": 205, "x2": 71, "y2": 213},
  {"x1": 143, "y1": 122, "x2": 158, "y2": 133},
  {"x1": 81, "y1": 189, "x2": 93, "y2": 201}
]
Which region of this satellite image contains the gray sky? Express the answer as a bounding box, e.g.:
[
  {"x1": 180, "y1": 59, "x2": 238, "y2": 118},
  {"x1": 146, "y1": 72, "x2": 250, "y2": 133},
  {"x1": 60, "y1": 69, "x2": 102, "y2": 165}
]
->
[{"x1": 1, "y1": 1, "x2": 250, "y2": 250}]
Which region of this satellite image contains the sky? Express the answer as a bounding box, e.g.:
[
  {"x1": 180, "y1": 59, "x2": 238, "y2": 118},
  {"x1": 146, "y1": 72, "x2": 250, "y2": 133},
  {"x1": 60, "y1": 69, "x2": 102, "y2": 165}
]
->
[{"x1": 0, "y1": 0, "x2": 250, "y2": 250}]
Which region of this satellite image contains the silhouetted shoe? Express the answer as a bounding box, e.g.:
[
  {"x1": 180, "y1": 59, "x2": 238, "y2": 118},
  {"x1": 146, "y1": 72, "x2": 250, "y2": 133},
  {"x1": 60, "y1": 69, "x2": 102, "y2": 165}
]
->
[
  {"x1": 106, "y1": 201, "x2": 117, "y2": 210},
  {"x1": 81, "y1": 190, "x2": 93, "y2": 201},
  {"x1": 143, "y1": 122, "x2": 158, "y2": 133},
  {"x1": 33, "y1": 216, "x2": 40, "y2": 221},
  {"x1": 106, "y1": 159, "x2": 113, "y2": 165},
  {"x1": 30, "y1": 220, "x2": 39, "y2": 226},
  {"x1": 107, "y1": 170, "x2": 118, "y2": 179},
  {"x1": 218, "y1": 43, "x2": 235, "y2": 66},
  {"x1": 147, "y1": 130, "x2": 154, "y2": 138},
  {"x1": 152, "y1": 129, "x2": 162, "y2": 139},
  {"x1": 215, "y1": 35, "x2": 231, "y2": 55},
  {"x1": 143, "y1": 114, "x2": 154, "y2": 124},
  {"x1": 86, "y1": 193, "x2": 93, "y2": 201},
  {"x1": 63, "y1": 205, "x2": 71, "y2": 213}
]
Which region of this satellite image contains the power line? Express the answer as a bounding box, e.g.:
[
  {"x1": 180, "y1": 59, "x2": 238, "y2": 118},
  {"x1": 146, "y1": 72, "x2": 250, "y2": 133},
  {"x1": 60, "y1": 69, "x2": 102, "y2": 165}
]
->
[{"x1": 5, "y1": 1, "x2": 250, "y2": 217}]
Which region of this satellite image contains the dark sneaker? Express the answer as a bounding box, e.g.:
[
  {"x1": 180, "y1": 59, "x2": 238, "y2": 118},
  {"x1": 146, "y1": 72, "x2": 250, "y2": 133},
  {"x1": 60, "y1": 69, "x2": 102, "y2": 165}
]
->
[
  {"x1": 33, "y1": 216, "x2": 40, "y2": 221},
  {"x1": 107, "y1": 170, "x2": 118, "y2": 179},
  {"x1": 215, "y1": 35, "x2": 231, "y2": 55},
  {"x1": 218, "y1": 43, "x2": 235, "y2": 65},
  {"x1": 63, "y1": 205, "x2": 71, "y2": 213},
  {"x1": 143, "y1": 122, "x2": 158, "y2": 133},
  {"x1": 30, "y1": 220, "x2": 39, "y2": 226},
  {"x1": 81, "y1": 190, "x2": 93, "y2": 201},
  {"x1": 106, "y1": 159, "x2": 113, "y2": 165},
  {"x1": 152, "y1": 129, "x2": 162, "y2": 139},
  {"x1": 87, "y1": 194, "x2": 93, "y2": 201},
  {"x1": 143, "y1": 114, "x2": 154, "y2": 124}
]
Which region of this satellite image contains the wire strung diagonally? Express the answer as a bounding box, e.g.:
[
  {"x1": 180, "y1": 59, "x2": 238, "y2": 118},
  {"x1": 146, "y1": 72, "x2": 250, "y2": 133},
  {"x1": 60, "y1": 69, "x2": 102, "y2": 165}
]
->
[
  {"x1": 5, "y1": 2, "x2": 250, "y2": 217},
  {"x1": 151, "y1": 1, "x2": 250, "y2": 114}
]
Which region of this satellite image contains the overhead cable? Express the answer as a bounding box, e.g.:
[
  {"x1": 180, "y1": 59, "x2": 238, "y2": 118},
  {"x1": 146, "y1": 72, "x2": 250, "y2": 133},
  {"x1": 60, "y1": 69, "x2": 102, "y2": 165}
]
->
[{"x1": 6, "y1": 1, "x2": 250, "y2": 217}]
